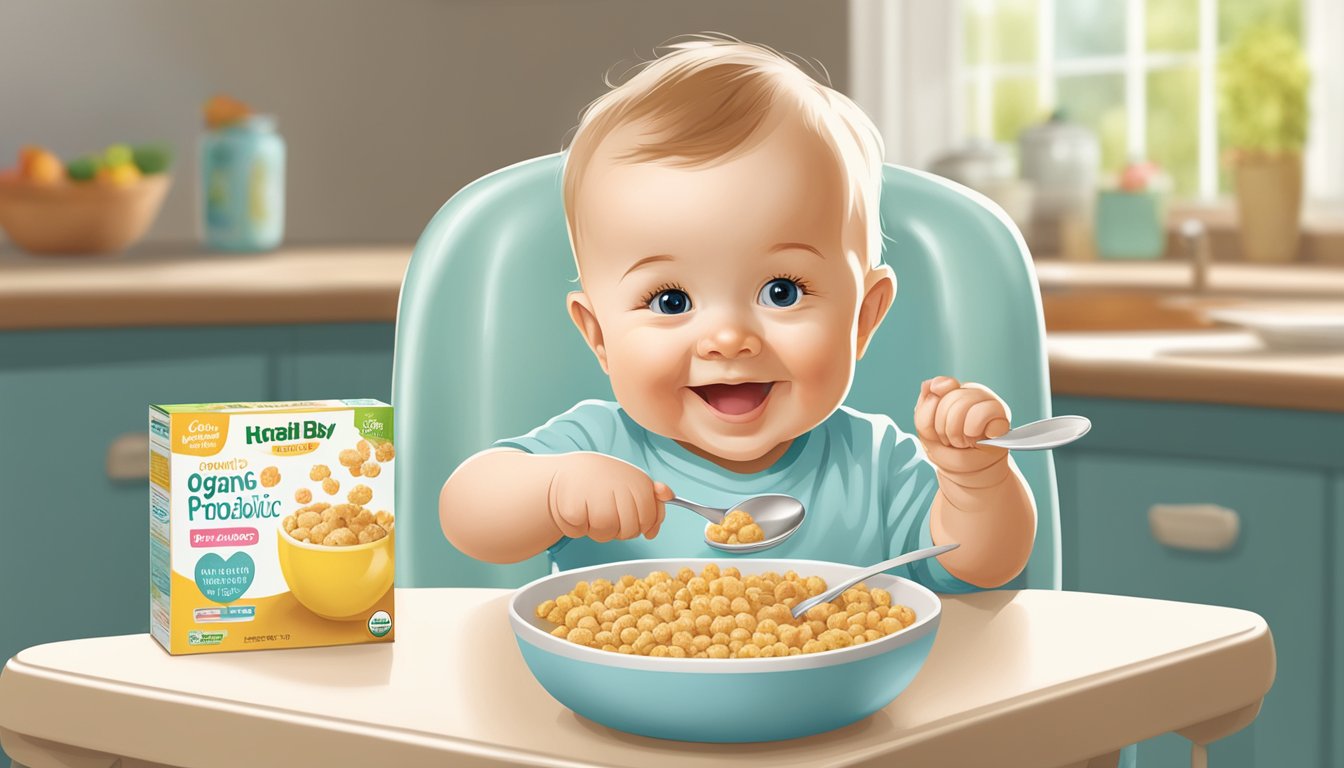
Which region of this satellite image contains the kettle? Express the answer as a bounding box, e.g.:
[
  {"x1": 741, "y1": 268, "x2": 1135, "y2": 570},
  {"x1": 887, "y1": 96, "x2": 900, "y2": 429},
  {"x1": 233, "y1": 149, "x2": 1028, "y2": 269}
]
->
[{"x1": 928, "y1": 139, "x2": 1034, "y2": 235}]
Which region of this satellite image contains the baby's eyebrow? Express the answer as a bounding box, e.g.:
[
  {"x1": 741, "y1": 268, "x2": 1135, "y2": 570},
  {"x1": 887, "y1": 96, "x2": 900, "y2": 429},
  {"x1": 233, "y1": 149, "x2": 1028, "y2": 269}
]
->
[
  {"x1": 621, "y1": 253, "x2": 675, "y2": 281},
  {"x1": 769, "y1": 242, "x2": 825, "y2": 259}
]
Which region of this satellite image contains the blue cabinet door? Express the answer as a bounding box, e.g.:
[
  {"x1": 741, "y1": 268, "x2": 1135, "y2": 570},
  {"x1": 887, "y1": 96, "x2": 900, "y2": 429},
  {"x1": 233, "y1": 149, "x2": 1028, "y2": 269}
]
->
[
  {"x1": 0, "y1": 328, "x2": 272, "y2": 669},
  {"x1": 280, "y1": 324, "x2": 394, "y2": 403},
  {"x1": 1063, "y1": 453, "x2": 1327, "y2": 768}
]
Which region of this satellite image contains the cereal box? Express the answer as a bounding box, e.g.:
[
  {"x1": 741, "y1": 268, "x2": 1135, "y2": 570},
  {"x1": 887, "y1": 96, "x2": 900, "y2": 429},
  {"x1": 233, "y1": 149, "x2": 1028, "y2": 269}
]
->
[{"x1": 148, "y1": 399, "x2": 395, "y2": 654}]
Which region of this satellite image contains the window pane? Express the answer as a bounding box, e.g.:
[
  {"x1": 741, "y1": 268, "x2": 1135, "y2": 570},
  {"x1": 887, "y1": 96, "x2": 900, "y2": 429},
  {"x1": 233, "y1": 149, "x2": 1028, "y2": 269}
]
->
[
  {"x1": 1219, "y1": 0, "x2": 1301, "y2": 46},
  {"x1": 1055, "y1": 0, "x2": 1125, "y2": 60},
  {"x1": 993, "y1": 78, "x2": 1041, "y2": 143},
  {"x1": 1057, "y1": 74, "x2": 1127, "y2": 178},
  {"x1": 1148, "y1": 0, "x2": 1199, "y2": 51},
  {"x1": 1147, "y1": 67, "x2": 1200, "y2": 196},
  {"x1": 963, "y1": 0, "x2": 1038, "y2": 66}
]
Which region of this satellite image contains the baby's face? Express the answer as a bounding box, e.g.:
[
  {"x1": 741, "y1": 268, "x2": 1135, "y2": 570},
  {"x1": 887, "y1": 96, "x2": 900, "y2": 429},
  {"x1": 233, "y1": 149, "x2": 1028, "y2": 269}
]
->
[{"x1": 569, "y1": 118, "x2": 892, "y2": 465}]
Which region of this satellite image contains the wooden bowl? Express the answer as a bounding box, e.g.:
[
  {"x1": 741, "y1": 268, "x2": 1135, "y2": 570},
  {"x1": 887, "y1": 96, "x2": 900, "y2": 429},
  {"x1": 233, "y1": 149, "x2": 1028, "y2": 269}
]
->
[{"x1": 0, "y1": 174, "x2": 171, "y2": 255}]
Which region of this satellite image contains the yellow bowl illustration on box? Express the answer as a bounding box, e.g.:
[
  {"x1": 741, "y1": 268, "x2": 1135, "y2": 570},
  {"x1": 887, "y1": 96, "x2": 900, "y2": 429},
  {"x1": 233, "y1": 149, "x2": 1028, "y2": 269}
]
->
[{"x1": 276, "y1": 528, "x2": 394, "y2": 620}]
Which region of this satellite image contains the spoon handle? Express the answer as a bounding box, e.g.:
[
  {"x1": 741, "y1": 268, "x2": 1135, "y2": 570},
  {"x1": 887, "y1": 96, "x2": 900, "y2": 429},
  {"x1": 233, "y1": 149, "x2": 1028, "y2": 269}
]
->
[
  {"x1": 668, "y1": 497, "x2": 726, "y2": 525},
  {"x1": 789, "y1": 543, "x2": 960, "y2": 620}
]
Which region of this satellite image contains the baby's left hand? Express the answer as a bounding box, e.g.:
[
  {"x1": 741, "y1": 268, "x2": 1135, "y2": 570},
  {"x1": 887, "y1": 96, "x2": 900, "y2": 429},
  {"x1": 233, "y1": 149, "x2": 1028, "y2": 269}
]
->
[{"x1": 914, "y1": 376, "x2": 1011, "y2": 473}]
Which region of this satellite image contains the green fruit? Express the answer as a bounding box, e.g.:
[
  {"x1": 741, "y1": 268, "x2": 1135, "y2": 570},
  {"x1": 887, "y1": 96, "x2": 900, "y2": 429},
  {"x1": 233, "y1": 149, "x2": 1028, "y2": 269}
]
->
[
  {"x1": 66, "y1": 156, "x2": 100, "y2": 182},
  {"x1": 132, "y1": 143, "x2": 173, "y2": 174},
  {"x1": 104, "y1": 143, "x2": 134, "y2": 167}
]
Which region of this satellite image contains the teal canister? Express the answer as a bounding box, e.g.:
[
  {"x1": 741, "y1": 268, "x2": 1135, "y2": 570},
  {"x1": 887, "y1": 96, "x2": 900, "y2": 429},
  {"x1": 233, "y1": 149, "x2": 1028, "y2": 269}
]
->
[{"x1": 199, "y1": 115, "x2": 286, "y2": 251}]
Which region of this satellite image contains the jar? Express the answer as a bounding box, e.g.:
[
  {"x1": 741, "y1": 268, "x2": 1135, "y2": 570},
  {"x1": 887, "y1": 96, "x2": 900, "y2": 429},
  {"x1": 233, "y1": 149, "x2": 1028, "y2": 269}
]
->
[
  {"x1": 199, "y1": 115, "x2": 285, "y2": 251},
  {"x1": 1018, "y1": 110, "x2": 1099, "y2": 258}
]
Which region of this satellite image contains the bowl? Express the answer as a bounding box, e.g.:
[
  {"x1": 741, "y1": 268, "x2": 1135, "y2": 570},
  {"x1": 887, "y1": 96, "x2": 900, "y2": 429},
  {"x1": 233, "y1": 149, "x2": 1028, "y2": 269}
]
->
[
  {"x1": 509, "y1": 558, "x2": 941, "y2": 743},
  {"x1": 275, "y1": 528, "x2": 394, "y2": 620},
  {"x1": 0, "y1": 173, "x2": 171, "y2": 255}
]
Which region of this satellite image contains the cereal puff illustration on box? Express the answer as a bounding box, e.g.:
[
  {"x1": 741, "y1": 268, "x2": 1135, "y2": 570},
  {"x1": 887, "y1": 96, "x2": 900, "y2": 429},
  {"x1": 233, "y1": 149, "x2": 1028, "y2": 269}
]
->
[
  {"x1": 439, "y1": 37, "x2": 1036, "y2": 591},
  {"x1": 149, "y1": 399, "x2": 395, "y2": 654}
]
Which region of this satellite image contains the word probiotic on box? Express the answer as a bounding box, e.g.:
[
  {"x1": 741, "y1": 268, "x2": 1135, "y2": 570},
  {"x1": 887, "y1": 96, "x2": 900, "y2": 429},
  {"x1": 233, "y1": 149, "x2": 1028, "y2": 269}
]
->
[{"x1": 148, "y1": 400, "x2": 395, "y2": 654}]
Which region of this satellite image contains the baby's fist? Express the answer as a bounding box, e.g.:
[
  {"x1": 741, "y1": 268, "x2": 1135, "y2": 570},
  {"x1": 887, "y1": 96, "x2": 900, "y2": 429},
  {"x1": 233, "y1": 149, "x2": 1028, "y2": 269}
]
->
[
  {"x1": 548, "y1": 453, "x2": 672, "y2": 543},
  {"x1": 915, "y1": 376, "x2": 1011, "y2": 472}
]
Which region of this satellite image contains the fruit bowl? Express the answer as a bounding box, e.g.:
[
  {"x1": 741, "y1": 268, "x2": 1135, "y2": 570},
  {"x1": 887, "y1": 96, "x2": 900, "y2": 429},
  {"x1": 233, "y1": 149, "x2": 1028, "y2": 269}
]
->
[
  {"x1": 509, "y1": 558, "x2": 942, "y2": 743},
  {"x1": 0, "y1": 173, "x2": 171, "y2": 255}
]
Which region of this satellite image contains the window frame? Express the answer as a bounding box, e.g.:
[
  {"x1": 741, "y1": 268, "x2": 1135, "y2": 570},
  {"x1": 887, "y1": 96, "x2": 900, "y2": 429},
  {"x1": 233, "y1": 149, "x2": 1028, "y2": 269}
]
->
[{"x1": 849, "y1": 0, "x2": 1343, "y2": 204}]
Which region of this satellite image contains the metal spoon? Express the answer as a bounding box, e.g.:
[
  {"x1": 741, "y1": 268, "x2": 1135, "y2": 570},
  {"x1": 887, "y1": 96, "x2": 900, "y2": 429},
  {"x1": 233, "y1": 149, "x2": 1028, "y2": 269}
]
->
[
  {"x1": 977, "y1": 415, "x2": 1091, "y2": 450},
  {"x1": 668, "y1": 494, "x2": 805, "y2": 554},
  {"x1": 790, "y1": 542, "x2": 961, "y2": 620}
]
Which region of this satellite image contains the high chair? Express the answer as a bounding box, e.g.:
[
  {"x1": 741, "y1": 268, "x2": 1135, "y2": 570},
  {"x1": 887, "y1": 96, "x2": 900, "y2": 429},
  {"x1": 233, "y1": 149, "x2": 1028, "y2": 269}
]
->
[{"x1": 392, "y1": 153, "x2": 1061, "y2": 591}]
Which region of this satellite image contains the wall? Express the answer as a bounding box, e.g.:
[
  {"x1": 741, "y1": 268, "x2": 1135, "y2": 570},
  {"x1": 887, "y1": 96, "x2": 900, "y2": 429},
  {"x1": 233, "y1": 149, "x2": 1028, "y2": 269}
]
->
[{"x1": 0, "y1": 0, "x2": 849, "y2": 245}]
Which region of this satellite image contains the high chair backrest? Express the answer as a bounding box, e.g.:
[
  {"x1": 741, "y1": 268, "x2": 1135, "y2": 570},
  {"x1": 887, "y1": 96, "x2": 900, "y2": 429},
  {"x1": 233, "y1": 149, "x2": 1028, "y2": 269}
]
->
[{"x1": 393, "y1": 153, "x2": 1060, "y2": 590}]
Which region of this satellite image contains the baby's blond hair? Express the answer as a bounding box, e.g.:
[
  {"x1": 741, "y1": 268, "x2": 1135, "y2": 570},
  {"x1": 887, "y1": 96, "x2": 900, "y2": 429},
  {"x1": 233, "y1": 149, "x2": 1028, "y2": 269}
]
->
[{"x1": 562, "y1": 34, "x2": 886, "y2": 269}]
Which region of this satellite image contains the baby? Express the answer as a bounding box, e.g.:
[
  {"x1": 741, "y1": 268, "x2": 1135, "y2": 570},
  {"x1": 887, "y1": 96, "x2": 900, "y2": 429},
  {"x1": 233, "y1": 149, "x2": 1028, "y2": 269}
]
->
[{"x1": 440, "y1": 38, "x2": 1036, "y2": 591}]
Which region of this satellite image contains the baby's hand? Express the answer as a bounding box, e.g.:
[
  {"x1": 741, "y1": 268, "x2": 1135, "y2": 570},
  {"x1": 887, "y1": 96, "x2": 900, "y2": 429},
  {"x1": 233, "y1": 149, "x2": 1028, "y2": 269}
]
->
[
  {"x1": 548, "y1": 453, "x2": 672, "y2": 543},
  {"x1": 914, "y1": 376, "x2": 1011, "y2": 474}
]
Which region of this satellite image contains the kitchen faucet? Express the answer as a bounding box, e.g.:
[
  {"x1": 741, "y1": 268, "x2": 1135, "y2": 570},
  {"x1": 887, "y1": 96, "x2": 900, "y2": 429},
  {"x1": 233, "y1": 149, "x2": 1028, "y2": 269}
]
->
[{"x1": 1179, "y1": 218, "x2": 1210, "y2": 293}]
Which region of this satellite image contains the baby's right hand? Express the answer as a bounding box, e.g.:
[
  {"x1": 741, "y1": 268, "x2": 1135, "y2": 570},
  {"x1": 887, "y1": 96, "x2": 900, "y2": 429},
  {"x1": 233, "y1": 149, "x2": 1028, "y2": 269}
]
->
[{"x1": 548, "y1": 453, "x2": 672, "y2": 542}]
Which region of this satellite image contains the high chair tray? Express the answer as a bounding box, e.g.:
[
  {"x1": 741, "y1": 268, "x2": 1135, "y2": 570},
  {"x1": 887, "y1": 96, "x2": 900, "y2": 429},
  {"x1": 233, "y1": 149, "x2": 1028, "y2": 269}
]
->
[{"x1": 0, "y1": 588, "x2": 1271, "y2": 768}]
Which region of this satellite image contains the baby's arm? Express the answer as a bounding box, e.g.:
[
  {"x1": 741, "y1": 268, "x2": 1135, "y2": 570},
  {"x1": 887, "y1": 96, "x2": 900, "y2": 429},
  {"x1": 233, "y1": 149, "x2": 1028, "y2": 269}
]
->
[
  {"x1": 915, "y1": 377, "x2": 1036, "y2": 588},
  {"x1": 439, "y1": 448, "x2": 672, "y2": 563}
]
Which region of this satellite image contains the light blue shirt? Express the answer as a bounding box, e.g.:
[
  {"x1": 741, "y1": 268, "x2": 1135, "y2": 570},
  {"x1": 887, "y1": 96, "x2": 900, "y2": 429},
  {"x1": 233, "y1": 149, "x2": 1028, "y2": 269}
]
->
[{"x1": 495, "y1": 399, "x2": 977, "y2": 594}]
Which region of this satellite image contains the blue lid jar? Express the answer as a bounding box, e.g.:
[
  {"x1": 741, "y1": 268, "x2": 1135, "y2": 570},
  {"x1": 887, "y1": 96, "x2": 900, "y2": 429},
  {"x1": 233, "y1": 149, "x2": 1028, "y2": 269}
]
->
[{"x1": 199, "y1": 115, "x2": 286, "y2": 252}]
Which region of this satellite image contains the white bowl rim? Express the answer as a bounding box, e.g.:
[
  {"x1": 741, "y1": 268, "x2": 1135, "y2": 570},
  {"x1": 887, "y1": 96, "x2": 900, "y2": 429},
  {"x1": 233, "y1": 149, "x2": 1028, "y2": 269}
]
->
[{"x1": 508, "y1": 558, "x2": 941, "y2": 674}]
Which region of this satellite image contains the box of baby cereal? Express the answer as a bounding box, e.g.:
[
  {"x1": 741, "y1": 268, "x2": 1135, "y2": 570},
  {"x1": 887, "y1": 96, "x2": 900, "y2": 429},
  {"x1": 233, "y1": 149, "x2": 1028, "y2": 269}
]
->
[{"x1": 148, "y1": 399, "x2": 395, "y2": 654}]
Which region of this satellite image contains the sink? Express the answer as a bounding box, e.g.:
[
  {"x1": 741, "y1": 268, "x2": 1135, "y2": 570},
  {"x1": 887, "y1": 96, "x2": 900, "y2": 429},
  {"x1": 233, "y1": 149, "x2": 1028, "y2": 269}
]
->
[
  {"x1": 1042, "y1": 290, "x2": 1227, "y2": 332},
  {"x1": 1043, "y1": 289, "x2": 1344, "y2": 349}
]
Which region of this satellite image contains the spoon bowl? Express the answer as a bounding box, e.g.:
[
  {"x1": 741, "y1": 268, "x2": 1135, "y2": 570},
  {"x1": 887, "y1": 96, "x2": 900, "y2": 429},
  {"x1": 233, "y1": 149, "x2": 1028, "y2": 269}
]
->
[
  {"x1": 977, "y1": 414, "x2": 1091, "y2": 450},
  {"x1": 668, "y1": 494, "x2": 806, "y2": 553}
]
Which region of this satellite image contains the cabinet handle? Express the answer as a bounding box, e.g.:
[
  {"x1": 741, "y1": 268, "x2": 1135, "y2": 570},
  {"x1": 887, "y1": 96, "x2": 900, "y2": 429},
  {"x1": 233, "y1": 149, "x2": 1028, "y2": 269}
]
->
[
  {"x1": 1148, "y1": 504, "x2": 1240, "y2": 552},
  {"x1": 107, "y1": 432, "x2": 150, "y2": 481}
]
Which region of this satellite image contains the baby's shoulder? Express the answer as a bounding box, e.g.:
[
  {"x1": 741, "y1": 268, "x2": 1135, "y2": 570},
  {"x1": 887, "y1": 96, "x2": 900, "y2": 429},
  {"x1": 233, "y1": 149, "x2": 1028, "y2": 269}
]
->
[{"x1": 823, "y1": 405, "x2": 908, "y2": 442}]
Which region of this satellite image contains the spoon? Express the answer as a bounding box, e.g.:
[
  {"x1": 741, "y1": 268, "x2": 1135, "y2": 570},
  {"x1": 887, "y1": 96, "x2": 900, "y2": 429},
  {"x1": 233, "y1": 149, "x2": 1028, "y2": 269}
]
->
[
  {"x1": 789, "y1": 542, "x2": 961, "y2": 620},
  {"x1": 977, "y1": 415, "x2": 1091, "y2": 450},
  {"x1": 668, "y1": 494, "x2": 805, "y2": 554}
]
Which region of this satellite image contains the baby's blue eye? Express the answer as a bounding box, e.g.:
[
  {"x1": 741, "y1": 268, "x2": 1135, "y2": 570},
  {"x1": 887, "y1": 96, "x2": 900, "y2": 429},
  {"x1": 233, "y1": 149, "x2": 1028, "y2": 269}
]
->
[
  {"x1": 759, "y1": 278, "x2": 801, "y2": 308},
  {"x1": 649, "y1": 289, "x2": 692, "y2": 315}
]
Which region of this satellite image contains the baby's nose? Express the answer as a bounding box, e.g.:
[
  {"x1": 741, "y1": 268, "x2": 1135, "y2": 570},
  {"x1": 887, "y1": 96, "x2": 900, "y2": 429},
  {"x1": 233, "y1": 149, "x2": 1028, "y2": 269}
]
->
[{"x1": 696, "y1": 323, "x2": 762, "y2": 360}]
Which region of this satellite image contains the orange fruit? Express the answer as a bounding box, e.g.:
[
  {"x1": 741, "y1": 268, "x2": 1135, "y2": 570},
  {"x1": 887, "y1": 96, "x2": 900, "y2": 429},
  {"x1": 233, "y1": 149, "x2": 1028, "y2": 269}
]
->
[{"x1": 22, "y1": 148, "x2": 64, "y2": 185}]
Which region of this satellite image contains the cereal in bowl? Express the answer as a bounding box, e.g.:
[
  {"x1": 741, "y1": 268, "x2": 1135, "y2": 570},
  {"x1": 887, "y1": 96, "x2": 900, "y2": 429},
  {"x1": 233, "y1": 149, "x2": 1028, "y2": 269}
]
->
[{"x1": 534, "y1": 564, "x2": 915, "y2": 658}]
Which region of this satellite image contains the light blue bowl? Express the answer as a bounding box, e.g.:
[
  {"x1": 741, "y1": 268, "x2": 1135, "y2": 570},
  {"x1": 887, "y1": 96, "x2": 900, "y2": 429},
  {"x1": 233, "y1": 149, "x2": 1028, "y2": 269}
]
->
[{"x1": 509, "y1": 558, "x2": 941, "y2": 743}]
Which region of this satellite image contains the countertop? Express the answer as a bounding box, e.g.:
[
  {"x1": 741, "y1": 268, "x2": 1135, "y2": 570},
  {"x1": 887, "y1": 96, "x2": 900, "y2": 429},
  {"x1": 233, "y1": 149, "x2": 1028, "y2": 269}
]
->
[
  {"x1": 2, "y1": 247, "x2": 1341, "y2": 412},
  {"x1": 0, "y1": 244, "x2": 409, "y2": 331},
  {"x1": 0, "y1": 588, "x2": 1272, "y2": 768}
]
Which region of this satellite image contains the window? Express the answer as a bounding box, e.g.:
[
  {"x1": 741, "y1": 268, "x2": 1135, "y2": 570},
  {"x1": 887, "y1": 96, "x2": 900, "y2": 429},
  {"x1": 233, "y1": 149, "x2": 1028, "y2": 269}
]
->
[{"x1": 961, "y1": 0, "x2": 1303, "y2": 200}]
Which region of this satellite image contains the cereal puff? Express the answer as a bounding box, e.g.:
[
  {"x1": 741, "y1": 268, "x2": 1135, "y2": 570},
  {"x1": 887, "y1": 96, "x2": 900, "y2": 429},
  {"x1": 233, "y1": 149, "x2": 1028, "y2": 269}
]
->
[
  {"x1": 375, "y1": 442, "x2": 395, "y2": 463},
  {"x1": 338, "y1": 449, "x2": 362, "y2": 468},
  {"x1": 348, "y1": 484, "x2": 373, "y2": 506},
  {"x1": 309, "y1": 464, "x2": 331, "y2": 482},
  {"x1": 360, "y1": 461, "x2": 381, "y2": 478},
  {"x1": 357, "y1": 439, "x2": 372, "y2": 459},
  {"x1": 295, "y1": 488, "x2": 313, "y2": 504},
  {"x1": 322, "y1": 477, "x2": 340, "y2": 495},
  {"x1": 259, "y1": 466, "x2": 281, "y2": 487}
]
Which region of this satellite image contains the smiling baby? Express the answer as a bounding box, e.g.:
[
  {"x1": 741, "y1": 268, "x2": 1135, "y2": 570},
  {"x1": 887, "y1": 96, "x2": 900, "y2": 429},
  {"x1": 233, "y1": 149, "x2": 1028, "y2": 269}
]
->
[{"x1": 439, "y1": 37, "x2": 1036, "y2": 590}]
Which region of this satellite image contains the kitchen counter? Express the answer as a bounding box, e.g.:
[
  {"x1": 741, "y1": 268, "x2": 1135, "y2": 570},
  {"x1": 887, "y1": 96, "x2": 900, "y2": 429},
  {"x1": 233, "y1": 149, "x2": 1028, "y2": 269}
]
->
[
  {"x1": 3, "y1": 246, "x2": 1341, "y2": 413},
  {"x1": 1035, "y1": 259, "x2": 1344, "y2": 297},
  {"x1": 0, "y1": 244, "x2": 410, "y2": 330},
  {"x1": 1048, "y1": 331, "x2": 1344, "y2": 414}
]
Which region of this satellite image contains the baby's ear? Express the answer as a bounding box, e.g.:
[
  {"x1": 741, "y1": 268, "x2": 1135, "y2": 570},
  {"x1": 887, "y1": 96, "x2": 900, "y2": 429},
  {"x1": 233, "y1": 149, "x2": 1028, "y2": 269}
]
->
[
  {"x1": 567, "y1": 291, "x2": 609, "y2": 373},
  {"x1": 856, "y1": 265, "x2": 896, "y2": 361}
]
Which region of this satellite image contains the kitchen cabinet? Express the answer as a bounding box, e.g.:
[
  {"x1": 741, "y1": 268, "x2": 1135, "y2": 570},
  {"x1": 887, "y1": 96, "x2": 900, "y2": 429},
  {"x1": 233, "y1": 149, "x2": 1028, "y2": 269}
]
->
[
  {"x1": 0, "y1": 323, "x2": 394, "y2": 677},
  {"x1": 1054, "y1": 395, "x2": 1343, "y2": 768}
]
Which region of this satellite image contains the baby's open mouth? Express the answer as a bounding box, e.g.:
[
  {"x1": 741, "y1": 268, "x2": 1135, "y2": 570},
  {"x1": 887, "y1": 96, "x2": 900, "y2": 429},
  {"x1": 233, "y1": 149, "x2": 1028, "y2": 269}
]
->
[{"x1": 690, "y1": 382, "x2": 774, "y2": 416}]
